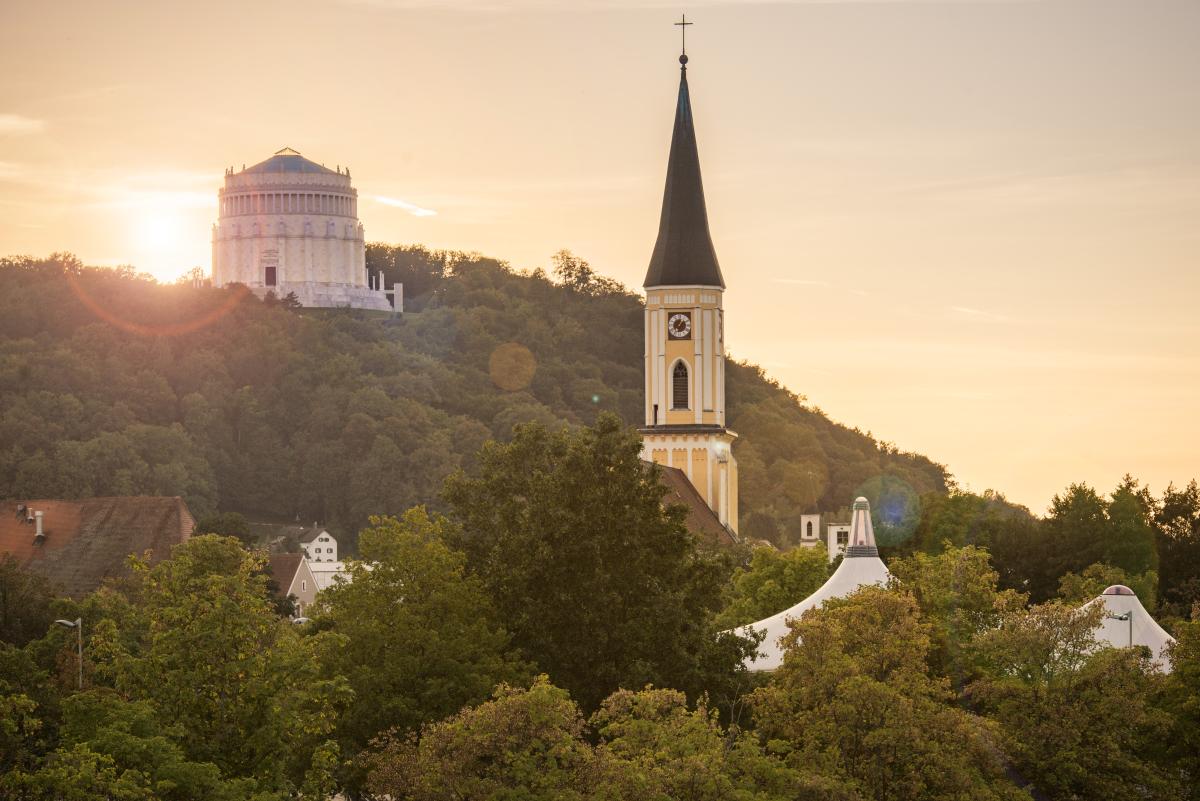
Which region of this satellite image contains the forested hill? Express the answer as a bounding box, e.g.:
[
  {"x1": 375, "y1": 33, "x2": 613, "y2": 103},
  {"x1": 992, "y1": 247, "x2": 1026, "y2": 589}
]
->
[{"x1": 0, "y1": 249, "x2": 949, "y2": 548}]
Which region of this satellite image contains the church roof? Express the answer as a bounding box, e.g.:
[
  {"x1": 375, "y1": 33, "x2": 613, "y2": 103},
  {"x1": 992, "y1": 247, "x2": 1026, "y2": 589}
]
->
[
  {"x1": 644, "y1": 56, "x2": 725, "y2": 289},
  {"x1": 654, "y1": 462, "x2": 737, "y2": 546},
  {"x1": 242, "y1": 147, "x2": 337, "y2": 175}
]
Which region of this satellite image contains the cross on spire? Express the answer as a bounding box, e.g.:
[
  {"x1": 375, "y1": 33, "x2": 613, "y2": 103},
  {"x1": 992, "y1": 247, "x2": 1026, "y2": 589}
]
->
[{"x1": 675, "y1": 13, "x2": 693, "y2": 59}]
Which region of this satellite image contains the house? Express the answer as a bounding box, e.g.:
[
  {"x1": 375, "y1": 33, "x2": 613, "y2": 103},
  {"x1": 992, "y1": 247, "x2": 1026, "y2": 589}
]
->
[
  {"x1": 267, "y1": 553, "x2": 319, "y2": 617},
  {"x1": 0, "y1": 496, "x2": 195, "y2": 598},
  {"x1": 793, "y1": 512, "x2": 852, "y2": 562},
  {"x1": 308, "y1": 560, "x2": 354, "y2": 592},
  {"x1": 299, "y1": 525, "x2": 338, "y2": 562}
]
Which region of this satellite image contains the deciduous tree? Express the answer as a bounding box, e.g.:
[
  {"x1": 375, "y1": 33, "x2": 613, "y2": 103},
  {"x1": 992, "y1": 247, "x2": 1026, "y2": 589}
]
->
[{"x1": 444, "y1": 414, "x2": 756, "y2": 711}]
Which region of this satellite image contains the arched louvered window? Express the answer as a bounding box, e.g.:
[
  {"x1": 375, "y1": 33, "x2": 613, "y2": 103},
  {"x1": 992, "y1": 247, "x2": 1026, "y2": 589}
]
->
[
  {"x1": 806, "y1": 521, "x2": 814, "y2": 538},
  {"x1": 672, "y1": 361, "x2": 689, "y2": 410}
]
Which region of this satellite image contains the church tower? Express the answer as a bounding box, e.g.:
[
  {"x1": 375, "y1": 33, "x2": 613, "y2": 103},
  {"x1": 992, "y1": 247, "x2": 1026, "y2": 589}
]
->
[{"x1": 640, "y1": 46, "x2": 738, "y2": 534}]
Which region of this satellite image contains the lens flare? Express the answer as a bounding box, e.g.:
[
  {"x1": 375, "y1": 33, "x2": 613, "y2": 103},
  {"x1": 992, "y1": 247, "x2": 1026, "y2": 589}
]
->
[
  {"x1": 66, "y1": 273, "x2": 251, "y2": 337},
  {"x1": 488, "y1": 342, "x2": 537, "y2": 391}
]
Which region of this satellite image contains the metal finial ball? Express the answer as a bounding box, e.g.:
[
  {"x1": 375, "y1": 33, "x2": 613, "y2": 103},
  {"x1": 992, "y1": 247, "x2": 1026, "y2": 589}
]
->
[{"x1": 679, "y1": 54, "x2": 688, "y2": 65}]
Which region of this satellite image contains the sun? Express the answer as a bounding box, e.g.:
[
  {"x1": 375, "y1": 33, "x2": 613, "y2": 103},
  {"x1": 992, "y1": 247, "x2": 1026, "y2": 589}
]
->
[
  {"x1": 123, "y1": 199, "x2": 211, "y2": 283},
  {"x1": 134, "y1": 207, "x2": 181, "y2": 252}
]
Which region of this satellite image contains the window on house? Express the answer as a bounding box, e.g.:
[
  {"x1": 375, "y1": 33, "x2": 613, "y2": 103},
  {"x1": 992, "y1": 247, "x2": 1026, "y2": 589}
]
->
[
  {"x1": 672, "y1": 362, "x2": 689, "y2": 410},
  {"x1": 301, "y1": 580, "x2": 307, "y2": 592},
  {"x1": 806, "y1": 521, "x2": 814, "y2": 538},
  {"x1": 265, "y1": 266, "x2": 277, "y2": 286}
]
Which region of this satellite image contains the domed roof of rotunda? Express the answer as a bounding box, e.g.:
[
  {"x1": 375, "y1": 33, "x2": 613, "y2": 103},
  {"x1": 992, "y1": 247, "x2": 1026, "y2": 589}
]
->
[{"x1": 242, "y1": 147, "x2": 337, "y2": 175}]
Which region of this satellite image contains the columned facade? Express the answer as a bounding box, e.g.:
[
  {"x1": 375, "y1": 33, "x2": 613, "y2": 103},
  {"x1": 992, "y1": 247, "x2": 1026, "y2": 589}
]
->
[{"x1": 211, "y1": 148, "x2": 392, "y2": 311}]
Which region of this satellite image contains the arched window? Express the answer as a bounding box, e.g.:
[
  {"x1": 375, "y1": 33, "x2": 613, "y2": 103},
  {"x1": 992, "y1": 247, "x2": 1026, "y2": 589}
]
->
[
  {"x1": 806, "y1": 521, "x2": 814, "y2": 538},
  {"x1": 672, "y1": 361, "x2": 689, "y2": 410}
]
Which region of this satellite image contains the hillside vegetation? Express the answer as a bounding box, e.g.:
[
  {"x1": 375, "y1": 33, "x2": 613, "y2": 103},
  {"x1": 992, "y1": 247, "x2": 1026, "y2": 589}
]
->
[{"x1": 0, "y1": 249, "x2": 948, "y2": 547}]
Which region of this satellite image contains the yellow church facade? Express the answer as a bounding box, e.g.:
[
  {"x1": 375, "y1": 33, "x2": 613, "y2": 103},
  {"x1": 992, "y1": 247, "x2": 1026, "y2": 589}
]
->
[{"x1": 638, "y1": 52, "x2": 739, "y2": 535}]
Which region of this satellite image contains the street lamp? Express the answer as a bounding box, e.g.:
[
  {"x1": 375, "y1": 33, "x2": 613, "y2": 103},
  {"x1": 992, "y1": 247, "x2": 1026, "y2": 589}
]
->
[
  {"x1": 1106, "y1": 611, "x2": 1132, "y2": 648},
  {"x1": 54, "y1": 618, "x2": 82, "y2": 690}
]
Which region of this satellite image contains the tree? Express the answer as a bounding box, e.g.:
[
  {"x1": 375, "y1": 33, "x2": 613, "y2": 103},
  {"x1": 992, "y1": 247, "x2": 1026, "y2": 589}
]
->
[
  {"x1": 552, "y1": 250, "x2": 625, "y2": 297},
  {"x1": 751, "y1": 587, "x2": 1026, "y2": 801},
  {"x1": 887, "y1": 545, "x2": 1026, "y2": 682},
  {"x1": 968, "y1": 602, "x2": 1178, "y2": 801},
  {"x1": 1162, "y1": 619, "x2": 1200, "y2": 798},
  {"x1": 366, "y1": 676, "x2": 596, "y2": 801},
  {"x1": 368, "y1": 676, "x2": 843, "y2": 801},
  {"x1": 907, "y1": 490, "x2": 1035, "y2": 557},
  {"x1": 1, "y1": 743, "x2": 156, "y2": 801},
  {"x1": 591, "y1": 685, "x2": 847, "y2": 801},
  {"x1": 192, "y1": 512, "x2": 252, "y2": 546},
  {"x1": 1156, "y1": 481, "x2": 1200, "y2": 620},
  {"x1": 443, "y1": 414, "x2": 756, "y2": 711},
  {"x1": 101, "y1": 535, "x2": 348, "y2": 793},
  {"x1": 1021, "y1": 479, "x2": 1160, "y2": 604},
  {"x1": 312, "y1": 509, "x2": 528, "y2": 791},
  {"x1": 715, "y1": 545, "x2": 829, "y2": 629},
  {"x1": 32, "y1": 690, "x2": 252, "y2": 801},
  {"x1": 0, "y1": 556, "x2": 56, "y2": 647},
  {"x1": 1057, "y1": 562, "x2": 1158, "y2": 611}
]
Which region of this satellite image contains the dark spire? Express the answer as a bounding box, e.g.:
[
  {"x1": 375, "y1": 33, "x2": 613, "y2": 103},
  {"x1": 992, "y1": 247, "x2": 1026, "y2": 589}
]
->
[{"x1": 644, "y1": 55, "x2": 725, "y2": 289}]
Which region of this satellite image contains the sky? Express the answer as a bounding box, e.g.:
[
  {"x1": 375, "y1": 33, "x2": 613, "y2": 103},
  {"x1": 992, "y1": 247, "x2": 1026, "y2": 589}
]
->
[{"x1": 1, "y1": 0, "x2": 1197, "y2": 514}]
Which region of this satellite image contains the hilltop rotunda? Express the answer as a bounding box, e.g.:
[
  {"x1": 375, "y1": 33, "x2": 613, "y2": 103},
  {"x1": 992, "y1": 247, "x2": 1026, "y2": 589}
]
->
[{"x1": 211, "y1": 148, "x2": 392, "y2": 310}]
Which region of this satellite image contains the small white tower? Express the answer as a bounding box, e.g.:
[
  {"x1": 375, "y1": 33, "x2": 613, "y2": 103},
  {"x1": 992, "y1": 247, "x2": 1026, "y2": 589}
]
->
[{"x1": 738, "y1": 497, "x2": 892, "y2": 671}]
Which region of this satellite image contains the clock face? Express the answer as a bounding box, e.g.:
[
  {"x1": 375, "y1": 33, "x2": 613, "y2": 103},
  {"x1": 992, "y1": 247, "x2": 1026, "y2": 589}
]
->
[{"x1": 668, "y1": 312, "x2": 692, "y2": 339}]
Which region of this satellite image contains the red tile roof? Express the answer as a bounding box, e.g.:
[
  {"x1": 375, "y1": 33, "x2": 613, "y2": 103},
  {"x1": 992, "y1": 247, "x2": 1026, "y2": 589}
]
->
[
  {"x1": 0, "y1": 497, "x2": 195, "y2": 598},
  {"x1": 268, "y1": 553, "x2": 303, "y2": 595},
  {"x1": 652, "y1": 463, "x2": 737, "y2": 547}
]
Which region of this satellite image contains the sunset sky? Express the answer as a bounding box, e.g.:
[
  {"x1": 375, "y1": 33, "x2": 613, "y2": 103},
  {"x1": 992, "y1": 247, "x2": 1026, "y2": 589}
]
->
[{"x1": 1, "y1": 0, "x2": 1197, "y2": 514}]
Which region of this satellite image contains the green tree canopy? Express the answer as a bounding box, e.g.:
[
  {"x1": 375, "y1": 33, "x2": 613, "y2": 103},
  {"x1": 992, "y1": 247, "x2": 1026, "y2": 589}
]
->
[
  {"x1": 715, "y1": 545, "x2": 829, "y2": 629},
  {"x1": 751, "y1": 587, "x2": 1027, "y2": 801},
  {"x1": 311, "y1": 509, "x2": 528, "y2": 791},
  {"x1": 888, "y1": 545, "x2": 1026, "y2": 682},
  {"x1": 96, "y1": 535, "x2": 348, "y2": 794},
  {"x1": 1057, "y1": 562, "x2": 1158, "y2": 611},
  {"x1": 443, "y1": 414, "x2": 756, "y2": 711},
  {"x1": 968, "y1": 601, "x2": 1178, "y2": 801},
  {"x1": 367, "y1": 676, "x2": 596, "y2": 801},
  {"x1": 0, "y1": 556, "x2": 56, "y2": 648}
]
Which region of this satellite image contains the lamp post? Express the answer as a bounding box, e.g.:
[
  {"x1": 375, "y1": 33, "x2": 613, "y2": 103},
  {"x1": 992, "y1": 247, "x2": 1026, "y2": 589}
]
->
[
  {"x1": 1106, "y1": 611, "x2": 1132, "y2": 648},
  {"x1": 54, "y1": 618, "x2": 82, "y2": 690}
]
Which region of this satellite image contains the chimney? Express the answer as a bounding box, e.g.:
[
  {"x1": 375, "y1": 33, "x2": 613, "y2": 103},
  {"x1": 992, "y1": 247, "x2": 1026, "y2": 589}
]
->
[{"x1": 33, "y1": 510, "x2": 44, "y2": 544}]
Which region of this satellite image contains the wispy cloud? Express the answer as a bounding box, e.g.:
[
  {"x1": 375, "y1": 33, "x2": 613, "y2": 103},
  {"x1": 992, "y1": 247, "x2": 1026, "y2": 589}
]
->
[
  {"x1": 0, "y1": 114, "x2": 45, "y2": 135},
  {"x1": 771, "y1": 278, "x2": 830, "y2": 287},
  {"x1": 373, "y1": 195, "x2": 438, "y2": 217},
  {"x1": 770, "y1": 276, "x2": 869, "y2": 297},
  {"x1": 949, "y1": 305, "x2": 1013, "y2": 323}
]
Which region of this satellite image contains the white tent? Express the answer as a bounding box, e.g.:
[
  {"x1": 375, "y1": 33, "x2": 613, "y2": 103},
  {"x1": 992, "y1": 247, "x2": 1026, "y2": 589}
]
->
[
  {"x1": 1080, "y1": 584, "x2": 1176, "y2": 673},
  {"x1": 737, "y1": 497, "x2": 891, "y2": 672}
]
